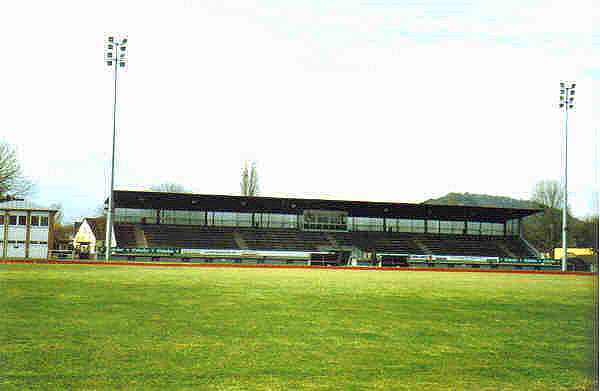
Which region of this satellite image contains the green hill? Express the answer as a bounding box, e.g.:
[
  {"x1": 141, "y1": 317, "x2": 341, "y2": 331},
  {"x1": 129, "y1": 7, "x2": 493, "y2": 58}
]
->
[{"x1": 423, "y1": 192, "x2": 540, "y2": 209}]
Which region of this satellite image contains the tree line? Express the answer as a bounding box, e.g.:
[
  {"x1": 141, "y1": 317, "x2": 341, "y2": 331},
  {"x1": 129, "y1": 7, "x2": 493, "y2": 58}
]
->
[{"x1": 524, "y1": 180, "x2": 598, "y2": 255}]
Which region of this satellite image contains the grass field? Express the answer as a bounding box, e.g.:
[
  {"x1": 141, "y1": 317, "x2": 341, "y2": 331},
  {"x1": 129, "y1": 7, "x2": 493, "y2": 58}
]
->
[{"x1": 0, "y1": 264, "x2": 596, "y2": 390}]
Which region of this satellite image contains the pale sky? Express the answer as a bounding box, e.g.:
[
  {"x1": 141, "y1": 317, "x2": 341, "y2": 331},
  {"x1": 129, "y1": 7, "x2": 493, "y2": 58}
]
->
[{"x1": 1, "y1": 0, "x2": 598, "y2": 222}]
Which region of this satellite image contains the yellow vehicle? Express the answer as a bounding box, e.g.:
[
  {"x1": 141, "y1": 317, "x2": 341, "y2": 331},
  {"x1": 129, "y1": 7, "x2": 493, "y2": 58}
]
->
[
  {"x1": 553, "y1": 248, "x2": 595, "y2": 259},
  {"x1": 553, "y1": 248, "x2": 597, "y2": 271}
]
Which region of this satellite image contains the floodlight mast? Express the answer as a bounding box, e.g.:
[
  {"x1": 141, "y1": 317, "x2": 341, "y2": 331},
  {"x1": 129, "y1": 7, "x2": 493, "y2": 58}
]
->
[
  {"x1": 559, "y1": 81, "x2": 575, "y2": 272},
  {"x1": 104, "y1": 35, "x2": 127, "y2": 261}
]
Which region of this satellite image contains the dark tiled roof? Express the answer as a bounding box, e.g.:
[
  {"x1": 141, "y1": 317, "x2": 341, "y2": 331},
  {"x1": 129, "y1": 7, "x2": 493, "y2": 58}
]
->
[{"x1": 85, "y1": 217, "x2": 106, "y2": 240}]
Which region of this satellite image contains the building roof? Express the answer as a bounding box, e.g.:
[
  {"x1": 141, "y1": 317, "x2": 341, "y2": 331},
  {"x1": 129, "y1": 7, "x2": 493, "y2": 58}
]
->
[
  {"x1": 111, "y1": 190, "x2": 541, "y2": 223},
  {"x1": 85, "y1": 217, "x2": 106, "y2": 240},
  {"x1": 0, "y1": 199, "x2": 57, "y2": 212}
]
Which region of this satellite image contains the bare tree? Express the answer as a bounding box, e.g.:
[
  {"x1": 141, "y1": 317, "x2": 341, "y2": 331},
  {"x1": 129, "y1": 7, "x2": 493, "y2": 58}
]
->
[
  {"x1": 50, "y1": 203, "x2": 63, "y2": 226},
  {"x1": 95, "y1": 204, "x2": 107, "y2": 217},
  {"x1": 0, "y1": 141, "x2": 34, "y2": 198},
  {"x1": 49, "y1": 203, "x2": 73, "y2": 247},
  {"x1": 525, "y1": 179, "x2": 569, "y2": 254},
  {"x1": 149, "y1": 183, "x2": 189, "y2": 193},
  {"x1": 240, "y1": 160, "x2": 259, "y2": 196},
  {"x1": 531, "y1": 180, "x2": 564, "y2": 209}
]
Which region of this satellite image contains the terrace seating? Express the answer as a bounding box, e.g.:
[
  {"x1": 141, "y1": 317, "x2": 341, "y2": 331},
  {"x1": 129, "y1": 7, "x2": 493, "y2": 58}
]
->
[
  {"x1": 496, "y1": 237, "x2": 537, "y2": 258},
  {"x1": 123, "y1": 223, "x2": 538, "y2": 260},
  {"x1": 413, "y1": 234, "x2": 506, "y2": 257},
  {"x1": 335, "y1": 232, "x2": 536, "y2": 259},
  {"x1": 236, "y1": 228, "x2": 330, "y2": 251},
  {"x1": 329, "y1": 232, "x2": 357, "y2": 248},
  {"x1": 142, "y1": 225, "x2": 238, "y2": 249},
  {"x1": 346, "y1": 232, "x2": 423, "y2": 254},
  {"x1": 114, "y1": 224, "x2": 138, "y2": 248}
]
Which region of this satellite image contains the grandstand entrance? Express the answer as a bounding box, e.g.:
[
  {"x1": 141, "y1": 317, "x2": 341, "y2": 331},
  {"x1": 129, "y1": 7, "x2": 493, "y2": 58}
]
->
[{"x1": 302, "y1": 210, "x2": 348, "y2": 231}]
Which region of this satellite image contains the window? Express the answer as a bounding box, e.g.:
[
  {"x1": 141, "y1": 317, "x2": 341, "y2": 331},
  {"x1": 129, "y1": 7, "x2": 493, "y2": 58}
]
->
[
  {"x1": 31, "y1": 216, "x2": 39, "y2": 226},
  {"x1": 491, "y1": 223, "x2": 504, "y2": 236},
  {"x1": 234, "y1": 213, "x2": 252, "y2": 227},
  {"x1": 427, "y1": 220, "x2": 439, "y2": 234},
  {"x1": 467, "y1": 222, "x2": 481, "y2": 235},
  {"x1": 412, "y1": 220, "x2": 425, "y2": 233},
  {"x1": 0, "y1": 215, "x2": 3, "y2": 225},
  {"x1": 9, "y1": 216, "x2": 17, "y2": 226},
  {"x1": 439, "y1": 221, "x2": 453, "y2": 234},
  {"x1": 261, "y1": 213, "x2": 297, "y2": 229},
  {"x1": 480, "y1": 222, "x2": 493, "y2": 235},
  {"x1": 18, "y1": 216, "x2": 26, "y2": 225},
  {"x1": 438, "y1": 220, "x2": 465, "y2": 235},
  {"x1": 385, "y1": 219, "x2": 424, "y2": 233},
  {"x1": 506, "y1": 219, "x2": 519, "y2": 236},
  {"x1": 213, "y1": 212, "x2": 237, "y2": 227},
  {"x1": 40, "y1": 216, "x2": 49, "y2": 226},
  {"x1": 160, "y1": 210, "x2": 190, "y2": 225},
  {"x1": 353, "y1": 217, "x2": 383, "y2": 231},
  {"x1": 114, "y1": 208, "x2": 158, "y2": 224},
  {"x1": 401, "y1": 219, "x2": 414, "y2": 232},
  {"x1": 188, "y1": 211, "x2": 205, "y2": 225},
  {"x1": 303, "y1": 210, "x2": 347, "y2": 231}
]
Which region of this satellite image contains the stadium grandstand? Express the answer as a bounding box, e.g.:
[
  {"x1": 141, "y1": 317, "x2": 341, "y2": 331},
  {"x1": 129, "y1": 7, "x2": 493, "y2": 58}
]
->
[{"x1": 93, "y1": 190, "x2": 560, "y2": 270}]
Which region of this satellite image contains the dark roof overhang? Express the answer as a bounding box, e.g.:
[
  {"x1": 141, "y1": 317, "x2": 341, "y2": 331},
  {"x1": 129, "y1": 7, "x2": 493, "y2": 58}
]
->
[{"x1": 109, "y1": 190, "x2": 541, "y2": 223}]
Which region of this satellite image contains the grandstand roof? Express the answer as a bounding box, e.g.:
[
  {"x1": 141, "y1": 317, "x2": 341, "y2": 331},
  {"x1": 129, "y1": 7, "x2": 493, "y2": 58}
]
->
[{"x1": 111, "y1": 190, "x2": 540, "y2": 223}]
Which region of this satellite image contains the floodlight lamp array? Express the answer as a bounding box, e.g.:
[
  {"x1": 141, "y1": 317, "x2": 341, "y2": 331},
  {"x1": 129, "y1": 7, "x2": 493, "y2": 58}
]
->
[
  {"x1": 559, "y1": 81, "x2": 575, "y2": 110},
  {"x1": 104, "y1": 35, "x2": 128, "y2": 68}
]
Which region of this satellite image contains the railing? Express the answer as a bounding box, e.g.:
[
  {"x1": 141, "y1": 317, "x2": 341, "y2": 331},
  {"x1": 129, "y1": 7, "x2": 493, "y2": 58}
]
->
[{"x1": 519, "y1": 237, "x2": 541, "y2": 258}]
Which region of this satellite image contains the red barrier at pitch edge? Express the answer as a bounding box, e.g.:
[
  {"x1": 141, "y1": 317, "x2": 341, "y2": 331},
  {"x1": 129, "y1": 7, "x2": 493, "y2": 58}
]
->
[{"x1": 0, "y1": 258, "x2": 596, "y2": 276}]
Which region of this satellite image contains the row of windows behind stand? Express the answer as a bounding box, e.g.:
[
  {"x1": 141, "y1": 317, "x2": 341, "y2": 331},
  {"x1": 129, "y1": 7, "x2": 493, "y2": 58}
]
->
[
  {"x1": 0, "y1": 215, "x2": 49, "y2": 227},
  {"x1": 114, "y1": 209, "x2": 519, "y2": 236}
]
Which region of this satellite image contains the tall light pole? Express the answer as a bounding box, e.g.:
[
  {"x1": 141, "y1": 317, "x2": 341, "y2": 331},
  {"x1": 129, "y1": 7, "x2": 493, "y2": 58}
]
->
[
  {"x1": 104, "y1": 35, "x2": 128, "y2": 261},
  {"x1": 559, "y1": 81, "x2": 575, "y2": 272}
]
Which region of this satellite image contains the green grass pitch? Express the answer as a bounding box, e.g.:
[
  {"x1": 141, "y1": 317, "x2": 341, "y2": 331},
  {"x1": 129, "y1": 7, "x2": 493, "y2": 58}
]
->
[{"x1": 0, "y1": 264, "x2": 596, "y2": 390}]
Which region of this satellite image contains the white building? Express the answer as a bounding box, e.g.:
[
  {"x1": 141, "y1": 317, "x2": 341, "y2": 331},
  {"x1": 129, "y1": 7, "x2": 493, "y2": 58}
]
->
[
  {"x1": 0, "y1": 200, "x2": 57, "y2": 259},
  {"x1": 73, "y1": 217, "x2": 116, "y2": 258}
]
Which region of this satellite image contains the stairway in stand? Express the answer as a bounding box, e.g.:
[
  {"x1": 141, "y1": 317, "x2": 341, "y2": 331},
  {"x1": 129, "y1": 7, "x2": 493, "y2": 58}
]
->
[
  {"x1": 134, "y1": 225, "x2": 148, "y2": 248},
  {"x1": 413, "y1": 237, "x2": 432, "y2": 255},
  {"x1": 233, "y1": 231, "x2": 247, "y2": 250},
  {"x1": 326, "y1": 233, "x2": 339, "y2": 248}
]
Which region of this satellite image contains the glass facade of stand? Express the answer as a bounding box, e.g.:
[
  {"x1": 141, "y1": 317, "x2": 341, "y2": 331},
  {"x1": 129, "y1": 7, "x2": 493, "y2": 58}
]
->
[
  {"x1": 302, "y1": 210, "x2": 347, "y2": 231},
  {"x1": 114, "y1": 207, "x2": 516, "y2": 237},
  {"x1": 385, "y1": 219, "x2": 426, "y2": 233}
]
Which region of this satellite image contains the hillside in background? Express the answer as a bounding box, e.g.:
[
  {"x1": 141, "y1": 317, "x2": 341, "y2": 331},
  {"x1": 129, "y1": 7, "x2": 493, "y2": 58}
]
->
[{"x1": 423, "y1": 192, "x2": 540, "y2": 209}]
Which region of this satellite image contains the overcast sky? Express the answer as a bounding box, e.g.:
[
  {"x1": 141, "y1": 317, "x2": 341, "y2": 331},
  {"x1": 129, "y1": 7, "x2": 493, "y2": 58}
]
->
[{"x1": 1, "y1": 0, "x2": 598, "y2": 222}]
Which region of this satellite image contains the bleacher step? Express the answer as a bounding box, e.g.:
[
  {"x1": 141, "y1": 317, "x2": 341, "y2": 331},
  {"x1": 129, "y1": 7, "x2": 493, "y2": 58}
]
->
[{"x1": 496, "y1": 241, "x2": 517, "y2": 259}]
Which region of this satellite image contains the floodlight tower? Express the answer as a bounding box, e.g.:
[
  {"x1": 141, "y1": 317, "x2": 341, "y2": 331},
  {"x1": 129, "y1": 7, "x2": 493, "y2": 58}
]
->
[
  {"x1": 104, "y1": 35, "x2": 128, "y2": 261},
  {"x1": 559, "y1": 81, "x2": 575, "y2": 272}
]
